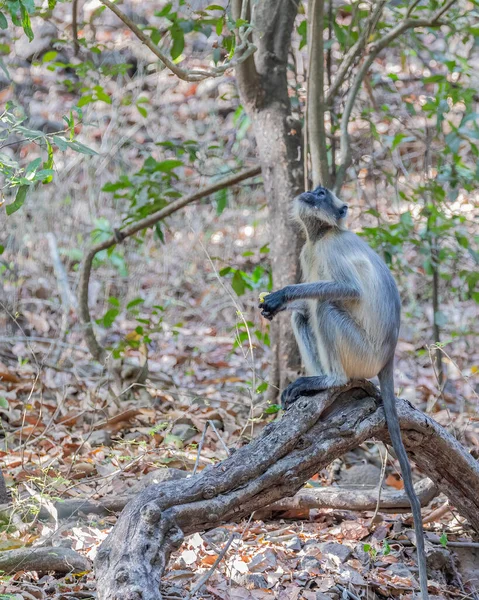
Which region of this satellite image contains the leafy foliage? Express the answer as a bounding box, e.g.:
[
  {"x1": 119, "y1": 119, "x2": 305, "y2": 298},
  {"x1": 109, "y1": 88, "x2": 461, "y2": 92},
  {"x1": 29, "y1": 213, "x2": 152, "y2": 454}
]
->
[{"x1": 1, "y1": 103, "x2": 96, "y2": 215}]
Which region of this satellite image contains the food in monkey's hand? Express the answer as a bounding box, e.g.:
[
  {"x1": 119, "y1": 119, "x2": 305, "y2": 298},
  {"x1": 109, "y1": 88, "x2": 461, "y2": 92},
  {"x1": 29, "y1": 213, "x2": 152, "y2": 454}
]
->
[{"x1": 258, "y1": 292, "x2": 270, "y2": 304}]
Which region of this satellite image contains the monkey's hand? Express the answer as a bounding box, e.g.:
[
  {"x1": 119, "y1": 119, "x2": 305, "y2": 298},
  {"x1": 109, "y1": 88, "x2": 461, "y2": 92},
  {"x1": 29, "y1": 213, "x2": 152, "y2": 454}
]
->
[{"x1": 259, "y1": 289, "x2": 287, "y2": 320}]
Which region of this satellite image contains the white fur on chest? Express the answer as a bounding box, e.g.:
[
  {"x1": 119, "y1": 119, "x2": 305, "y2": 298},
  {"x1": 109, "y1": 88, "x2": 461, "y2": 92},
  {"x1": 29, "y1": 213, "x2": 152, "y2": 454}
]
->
[{"x1": 300, "y1": 240, "x2": 330, "y2": 282}]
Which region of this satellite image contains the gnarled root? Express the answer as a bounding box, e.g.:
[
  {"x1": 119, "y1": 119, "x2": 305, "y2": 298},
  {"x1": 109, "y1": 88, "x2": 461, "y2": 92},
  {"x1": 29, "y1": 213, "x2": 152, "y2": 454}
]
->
[{"x1": 95, "y1": 382, "x2": 479, "y2": 600}]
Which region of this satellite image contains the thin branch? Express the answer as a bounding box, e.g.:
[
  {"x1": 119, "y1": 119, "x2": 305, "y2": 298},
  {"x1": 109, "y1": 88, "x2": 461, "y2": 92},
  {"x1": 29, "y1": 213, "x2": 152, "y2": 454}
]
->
[
  {"x1": 326, "y1": 0, "x2": 387, "y2": 106},
  {"x1": 72, "y1": 0, "x2": 80, "y2": 56},
  {"x1": 78, "y1": 166, "x2": 262, "y2": 363},
  {"x1": 188, "y1": 533, "x2": 236, "y2": 598},
  {"x1": 333, "y1": 0, "x2": 457, "y2": 192},
  {"x1": 307, "y1": 0, "x2": 330, "y2": 188},
  {"x1": 98, "y1": 0, "x2": 257, "y2": 82}
]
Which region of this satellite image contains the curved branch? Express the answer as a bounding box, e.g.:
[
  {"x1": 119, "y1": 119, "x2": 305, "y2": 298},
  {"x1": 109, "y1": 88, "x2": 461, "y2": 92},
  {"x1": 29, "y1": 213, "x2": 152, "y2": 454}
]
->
[
  {"x1": 94, "y1": 382, "x2": 479, "y2": 600},
  {"x1": 325, "y1": 0, "x2": 387, "y2": 109},
  {"x1": 78, "y1": 166, "x2": 262, "y2": 362},
  {"x1": 99, "y1": 0, "x2": 257, "y2": 82},
  {"x1": 333, "y1": 0, "x2": 457, "y2": 192}
]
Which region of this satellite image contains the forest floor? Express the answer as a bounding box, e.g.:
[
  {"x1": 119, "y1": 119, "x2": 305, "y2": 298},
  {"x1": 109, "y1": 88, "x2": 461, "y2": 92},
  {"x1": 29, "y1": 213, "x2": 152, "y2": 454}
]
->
[{"x1": 1, "y1": 3, "x2": 479, "y2": 599}]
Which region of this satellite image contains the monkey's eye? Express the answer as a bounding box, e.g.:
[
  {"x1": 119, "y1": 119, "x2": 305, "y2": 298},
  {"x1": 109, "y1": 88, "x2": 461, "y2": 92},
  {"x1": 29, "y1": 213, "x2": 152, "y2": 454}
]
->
[{"x1": 316, "y1": 190, "x2": 326, "y2": 199}]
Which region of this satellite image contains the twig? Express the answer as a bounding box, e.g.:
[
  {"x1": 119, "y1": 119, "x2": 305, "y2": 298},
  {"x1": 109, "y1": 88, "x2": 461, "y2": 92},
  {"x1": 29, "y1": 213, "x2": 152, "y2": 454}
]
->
[
  {"x1": 371, "y1": 445, "x2": 388, "y2": 523},
  {"x1": 192, "y1": 420, "x2": 230, "y2": 477},
  {"x1": 98, "y1": 0, "x2": 256, "y2": 82},
  {"x1": 423, "y1": 501, "x2": 451, "y2": 524},
  {"x1": 207, "y1": 420, "x2": 230, "y2": 457},
  {"x1": 192, "y1": 422, "x2": 209, "y2": 477},
  {"x1": 336, "y1": 584, "x2": 361, "y2": 600},
  {"x1": 78, "y1": 165, "x2": 262, "y2": 363},
  {"x1": 188, "y1": 533, "x2": 237, "y2": 598},
  {"x1": 326, "y1": 0, "x2": 387, "y2": 105},
  {"x1": 0, "y1": 335, "x2": 89, "y2": 353},
  {"x1": 72, "y1": 0, "x2": 80, "y2": 56},
  {"x1": 46, "y1": 232, "x2": 78, "y2": 364}
]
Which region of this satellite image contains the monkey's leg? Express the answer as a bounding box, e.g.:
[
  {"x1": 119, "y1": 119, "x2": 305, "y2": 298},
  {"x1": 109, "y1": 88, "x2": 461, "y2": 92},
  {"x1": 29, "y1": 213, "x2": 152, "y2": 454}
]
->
[
  {"x1": 282, "y1": 304, "x2": 376, "y2": 409},
  {"x1": 291, "y1": 309, "x2": 323, "y2": 376}
]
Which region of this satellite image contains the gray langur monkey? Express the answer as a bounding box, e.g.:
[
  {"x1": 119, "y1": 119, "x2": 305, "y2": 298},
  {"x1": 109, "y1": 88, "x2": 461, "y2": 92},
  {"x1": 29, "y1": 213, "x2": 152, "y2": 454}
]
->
[{"x1": 259, "y1": 186, "x2": 428, "y2": 600}]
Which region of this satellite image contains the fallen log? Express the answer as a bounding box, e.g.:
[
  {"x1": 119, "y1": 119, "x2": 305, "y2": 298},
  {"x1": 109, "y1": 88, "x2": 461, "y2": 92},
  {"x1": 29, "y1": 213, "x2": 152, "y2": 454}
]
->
[
  {"x1": 94, "y1": 382, "x2": 479, "y2": 600},
  {"x1": 0, "y1": 547, "x2": 91, "y2": 575}
]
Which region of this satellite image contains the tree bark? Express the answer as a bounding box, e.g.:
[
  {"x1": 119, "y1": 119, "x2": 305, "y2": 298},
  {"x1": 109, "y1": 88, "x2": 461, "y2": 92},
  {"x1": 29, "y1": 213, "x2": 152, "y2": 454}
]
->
[
  {"x1": 234, "y1": 0, "x2": 304, "y2": 397},
  {"x1": 94, "y1": 382, "x2": 479, "y2": 600}
]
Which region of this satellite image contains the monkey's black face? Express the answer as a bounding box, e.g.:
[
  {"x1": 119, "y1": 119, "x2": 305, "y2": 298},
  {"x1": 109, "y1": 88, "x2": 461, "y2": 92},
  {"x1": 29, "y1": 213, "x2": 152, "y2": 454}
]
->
[{"x1": 294, "y1": 186, "x2": 348, "y2": 229}]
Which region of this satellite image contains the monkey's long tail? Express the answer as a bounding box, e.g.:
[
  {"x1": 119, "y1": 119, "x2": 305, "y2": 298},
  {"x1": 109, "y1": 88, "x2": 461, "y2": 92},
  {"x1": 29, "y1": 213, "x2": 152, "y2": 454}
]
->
[{"x1": 378, "y1": 359, "x2": 429, "y2": 600}]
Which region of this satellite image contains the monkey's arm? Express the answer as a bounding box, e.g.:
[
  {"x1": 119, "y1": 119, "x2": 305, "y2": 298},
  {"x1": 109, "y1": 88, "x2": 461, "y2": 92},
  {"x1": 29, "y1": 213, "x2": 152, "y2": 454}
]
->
[{"x1": 259, "y1": 282, "x2": 360, "y2": 320}]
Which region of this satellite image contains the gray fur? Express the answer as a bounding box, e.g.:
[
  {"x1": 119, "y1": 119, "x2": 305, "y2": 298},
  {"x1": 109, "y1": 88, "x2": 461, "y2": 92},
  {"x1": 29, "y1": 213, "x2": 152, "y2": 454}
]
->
[{"x1": 259, "y1": 186, "x2": 429, "y2": 600}]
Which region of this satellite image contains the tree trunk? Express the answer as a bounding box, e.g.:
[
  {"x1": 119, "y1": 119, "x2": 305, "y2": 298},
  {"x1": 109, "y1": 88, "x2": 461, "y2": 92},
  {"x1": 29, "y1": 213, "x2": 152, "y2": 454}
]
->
[
  {"x1": 94, "y1": 382, "x2": 479, "y2": 600},
  {"x1": 234, "y1": 0, "x2": 304, "y2": 397}
]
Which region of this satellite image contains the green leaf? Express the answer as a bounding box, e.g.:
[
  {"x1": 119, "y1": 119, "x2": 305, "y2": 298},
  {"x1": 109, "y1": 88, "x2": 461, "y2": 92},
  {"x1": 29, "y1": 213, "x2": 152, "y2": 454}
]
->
[
  {"x1": 42, "y1": 50, "x2": 58, "y2": 62},
  {"x1": 0, "y1": 396, "x2": 8, "y2": 408},
  {"x1": 94, "y1": 85, "x2": 111, "y2": 104},
  {"x1": 264, "y1": 404, "x2": 282, "y2": 414},
  {"x1": 127, "y1": 298, "x2": 144, "y2": 310},
  {"x1": 256, "y1": 382, "x2": 268, "y2": 394},
  {"x1": 297, "y1": 19, "x2": 307, "y2": 49},
  {"x1": 69, "y1": 140, "x2": 97, "y2": 155},
  {"x1": 363, "y1": 544, "x2": 371, "y2": 552},
  {"x1": 170, "y1": 25, "x2": 184, "y2": 60},
  {"x1": 0, "y1": 12, "x2": 8, "y2": 29},
  {"x1": 440, "y1": 532, "x2": 448, "y2": 548},
  {"x1": 219, "y1": 266, "x2": 232, "y2": 276},
  {"x1": 156, "y1": 3, "x2": 172, "y2": 17},
  {"x1": 149, "y1": 159, "x2": 183, "y2": 172},
  {"x1": 25, "y1": 157, "x2": 41, "y2": 178},
  {"x1": 216, "y1": 188, "x2": 228, "y2": 215},
  {"x1": 20, "y1": 0, "x2": 35, "y2": 13},
  {"x1": 77, "y1": 94, "x2": 95, "y2": 107},
  {"x1": 108, "y1": 296, "x2": 120, "y2": 307},
  {"x1": 215, "y1": 15, "x2": 224, "y2": 36},
  {"x1": 6, "y1": 185, "x2": 28, "y2": 215},
  {"x1": 41, "y1": 138, "x2": 54, "y2": 183},
  {"x1": 20, "y1": 4, "x2": 34, "y2": 42},
  {"x1": 53, "y1": 135, "x2": 69, "y2": 151},
  {"x1": 102, "y1": 308, "x2": 119, "y2": 328},
  {"x1": 231, "y1": 270, "x2": 246, "y2": 296},
  {"x1": 136, "y1": 104, "x2": 147, "y2": 118}
]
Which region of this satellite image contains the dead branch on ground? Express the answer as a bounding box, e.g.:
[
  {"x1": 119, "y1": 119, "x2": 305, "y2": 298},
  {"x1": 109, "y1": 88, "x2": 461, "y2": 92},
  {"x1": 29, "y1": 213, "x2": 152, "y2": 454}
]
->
[{"x1": 0, "y1": 547, "x2": 91, "y2": 575}]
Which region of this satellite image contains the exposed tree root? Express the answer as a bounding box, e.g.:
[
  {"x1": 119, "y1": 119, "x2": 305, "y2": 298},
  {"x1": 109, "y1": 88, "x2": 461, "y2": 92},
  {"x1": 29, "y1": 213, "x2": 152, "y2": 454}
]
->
[{"x1": 93, "y1": 382, "x2": 479, "y2": 600}]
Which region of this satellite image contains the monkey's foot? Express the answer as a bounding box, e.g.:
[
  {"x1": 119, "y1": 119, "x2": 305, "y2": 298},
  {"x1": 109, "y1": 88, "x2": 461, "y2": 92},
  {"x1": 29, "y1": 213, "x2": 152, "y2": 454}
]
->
[{"x1": 281, "y1": 376, "x2": 330, "y2": 409}]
